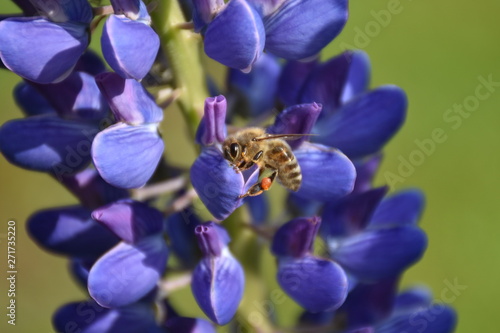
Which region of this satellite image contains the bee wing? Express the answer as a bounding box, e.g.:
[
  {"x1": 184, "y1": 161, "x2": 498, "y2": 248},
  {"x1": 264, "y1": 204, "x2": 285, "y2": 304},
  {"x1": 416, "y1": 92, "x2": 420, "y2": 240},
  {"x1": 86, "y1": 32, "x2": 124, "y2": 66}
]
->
[{"x1": 253, "y1": 133, "x2": 317, "y2": 142}]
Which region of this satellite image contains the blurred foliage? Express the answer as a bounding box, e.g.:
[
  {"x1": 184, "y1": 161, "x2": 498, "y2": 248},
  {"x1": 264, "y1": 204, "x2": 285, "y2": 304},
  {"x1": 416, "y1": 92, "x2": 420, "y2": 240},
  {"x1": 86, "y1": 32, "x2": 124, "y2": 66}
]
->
[{"x1": 1, "y1": 0, "x2": 499, "y2": 332}]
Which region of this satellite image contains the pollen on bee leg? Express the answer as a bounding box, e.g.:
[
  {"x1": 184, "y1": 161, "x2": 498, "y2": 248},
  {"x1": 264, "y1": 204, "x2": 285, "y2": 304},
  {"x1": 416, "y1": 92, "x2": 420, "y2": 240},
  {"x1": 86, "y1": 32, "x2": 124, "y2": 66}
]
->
[{"x1": 261, "y1": 177, "x2": 272, "y2": 191}]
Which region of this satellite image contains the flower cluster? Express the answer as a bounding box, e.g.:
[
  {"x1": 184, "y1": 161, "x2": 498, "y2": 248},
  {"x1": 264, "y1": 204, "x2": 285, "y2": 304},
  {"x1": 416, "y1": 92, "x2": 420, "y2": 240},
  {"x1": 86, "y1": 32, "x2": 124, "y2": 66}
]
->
[{"x1": 0, "y1": 0, "x2": 457, "y2": 332}]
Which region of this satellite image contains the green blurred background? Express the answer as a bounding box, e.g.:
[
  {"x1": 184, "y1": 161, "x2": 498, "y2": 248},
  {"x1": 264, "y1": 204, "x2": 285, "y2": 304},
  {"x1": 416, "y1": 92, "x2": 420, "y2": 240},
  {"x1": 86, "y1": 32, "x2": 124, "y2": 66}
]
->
[{"x1": 1, "y1": 0, "x2": 499, "y2": 332}]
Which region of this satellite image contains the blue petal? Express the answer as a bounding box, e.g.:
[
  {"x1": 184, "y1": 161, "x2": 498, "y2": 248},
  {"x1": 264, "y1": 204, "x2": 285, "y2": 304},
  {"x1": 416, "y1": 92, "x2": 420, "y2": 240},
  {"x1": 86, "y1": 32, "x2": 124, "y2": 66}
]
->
[
  {"x1": 191, "y1": 251, "x2": 244, "y2": 325},
  {"x1": 31, "y1": 0, "x2": 94, "y2": 24},
  {"x1": 69, "y1": 258, "x2": 93, "y2": 287},
  {"x1": 272, "y1": 216, "x2": 321, "y2": 258},
  {"x1": 277, "y1": 58, "x2": 317, "y2": 106},
  {"x1": 96, "y1": 72, "x2": 163, "y2": 124},
  {"x1": 92, "y1": 199, "x2": 164, "y2": 244},
  {"x1": 294, "y1": 143, "x2": 356, "y2": 202},
  {"x1": 300, "y1": 51, "x2": 354, "y2": 115},
  {"x1": 267, "y1": 102, "x2": 322, "y2": 149},
  {"x1": 190, "y1": 147, "x2": 249, "y2": 221},
  {"x1": 394, "y1": 286, "x2": 433, "y2": 311},
  {"x1": 245, "y1": 192, "x2": 269, "y2": 225},
  {"x1": 13, "y1": 82, "x2": 56, "y2": 116},
  {"x1": 204, "y1": 0, "x2": 265, "y2": 72},
  {"x1": 91, "y1": 123, "x2": 164, "y2": 189},
  {"x1": 102, "y1": 15, "x2": 159, "y2": 80},
  {"x1": 165, "y1": 317, "x2": 216, "y2": 333},
  {"x1": 331, "y1": 226, "x2": 427, "y2": 281},
  {"x1": 165, "y1": 208, "x2": 202, "y2": 268},
  {"x1": 344, "y1": 328, "x2": 375, "y2": 333},
  {"x1": 192, "y1": 0, "x2": 225, "y2": 32},
  {"x1": 370, "y1": 189, "x2": 425, "y2": 227},
  {"x1": 227, "y1": 53, "x2": 281, "y2": 117},
  {"x1": 277, "y1": 255, "x2": 348, "y2": 312},
  {"x1": 110, "y1": 0, "x2": 141, "y2": 18},
  {"x1": 376, "y1": 305, "x2": 457, "y2": 333},
  {"x1": 88, "y1": 235, "x2": 168, "y2": 308},
  {"x1": 31, "y1": 71, "x2": 108, "y2": 121},
  {"x1": 53, "y1": 300, "x2": 159, "y2": 333},
  {"x1": 264, "y1": 0, "x2": 348, "y2": 60},
  {"x1": 74, "y1": 50, "x2": 108, "y2": 76},
  {"x1": 27, "y1": 206, "x2": 119, "y2": 258},
  {"x1": 12, "y1": 0, "x2": 37, "y2": 16},
  {"x1": 0, "y1": 115, "x2": 96, "y2": 174},
  {"x1": 341, "y1": 50, "x2": 371, "y2": 104},
  {"x1": 314, "y1": 86, "x2": 407, "y2": 159},
  {"x1": 58, "y1": 168, "x2": 129, "y2": 210},
  {"x1": 321, "y1": 187, "x2": 388, "y2": 239},
  {"x1": 352, "y1": 154, "x2": 382, "y2": 194},
  {"x1": 339, "y1": 277, "x2": 398, "y2": 328},
  {"x1": 0, "y1": 18, "x2": 88, "y2": 83}
]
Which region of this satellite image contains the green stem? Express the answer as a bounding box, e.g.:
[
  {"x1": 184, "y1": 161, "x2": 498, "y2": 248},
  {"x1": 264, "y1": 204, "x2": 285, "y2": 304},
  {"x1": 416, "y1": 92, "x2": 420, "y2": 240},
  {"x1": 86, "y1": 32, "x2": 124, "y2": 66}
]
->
[{"x1": 151, "y1": 0, "x2": 208, "y2": 139}]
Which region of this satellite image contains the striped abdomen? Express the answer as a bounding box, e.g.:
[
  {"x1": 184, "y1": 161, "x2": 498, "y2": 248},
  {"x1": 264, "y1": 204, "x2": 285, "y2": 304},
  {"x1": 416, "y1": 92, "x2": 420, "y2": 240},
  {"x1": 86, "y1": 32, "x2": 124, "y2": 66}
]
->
[{"x1": 265, "y1": 143, "x2": 302, "y2": 191}]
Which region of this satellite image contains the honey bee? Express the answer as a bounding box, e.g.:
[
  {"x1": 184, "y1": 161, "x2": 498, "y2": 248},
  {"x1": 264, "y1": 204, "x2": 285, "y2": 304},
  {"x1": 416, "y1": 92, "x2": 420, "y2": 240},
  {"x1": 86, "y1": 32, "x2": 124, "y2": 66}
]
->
[{"x1": 222, "y1": 127, "x2": 310, "y2": 198}]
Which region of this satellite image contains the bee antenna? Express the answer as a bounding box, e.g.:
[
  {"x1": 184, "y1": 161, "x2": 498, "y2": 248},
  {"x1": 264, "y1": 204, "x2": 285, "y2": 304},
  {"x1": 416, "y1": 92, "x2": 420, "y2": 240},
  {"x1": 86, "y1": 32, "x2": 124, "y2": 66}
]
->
[{"x1": 253, "y1": 133, "x2": 317, "y2": 141}]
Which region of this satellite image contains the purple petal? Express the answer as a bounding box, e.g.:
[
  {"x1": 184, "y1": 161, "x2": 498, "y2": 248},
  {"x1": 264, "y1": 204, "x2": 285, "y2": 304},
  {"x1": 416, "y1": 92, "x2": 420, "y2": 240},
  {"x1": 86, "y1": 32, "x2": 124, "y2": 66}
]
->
[
  {"x1": 394, "y1": 286, "x2": 433, "y2": 311},
  {"x1": 339, "y1": 277, "x2": 399, "y2": 328},
  {"x1": 321, "y1": 187, "x2": 388, "y2": 239},
  {"x1": 294, "y1": 143, "x2": 356, "y2": 202},
  {"x1": 190, "y1": 147, "x2": 249, "y2": 221},
  {"x1": 352, "y1": 154, "x2": 382, "y2": 194},
  {"x1": 277, "y1": 58, "x2": 318, "y2": 106},
  {"x1": 91, "y1": 122, "x2": 164, "y2": 189},
  {"x1": 195, "y1": 222, "x2": 230, "y2": 257},
  {"x1": 195, "y1": 95, "x2": 227, "y2": 145},
  {"x1": 227, "y1": 53, "x2": 281, "y2": 117},
  {"x1": 27, "y1": 206, "x2": 119, "y2": 258},
  {"x1": 165, "y1": 317, "x2": 216, "y2": 333},
  {"x1": 31, "y1": 71, "x2": 108, "y2": 121},
  {"x1": 0, "y1": 18, "x2": 88, "y2": 83},
  {"x1": 204, "y1": 0, "x2": 265, "y2": 72},
  {"x1": 0, "y1": 115, "x2": 96, "y2": 174},
  {"x1": 315, "y1": 86, "x2": 407, "y2": 159},
  {"x1": 53, "y1": 300, "x2": 158, "y2": 333},
  {"x1": 95, "y1": 72, "x2": 163, "y2": 124},
  {"x1": 272, "y1": 217, "x2": 321, "y2": 258},
  {"x1": 58, "y1": 169, "x2": 129, "y2": 210},
  {"x1": 341, "y1": 50, "x2": 371, "y2": 104},
  {"x1": 88, "y1": 235, "x2": 168, "y2": 308},
  {"x1": 13, "y1": 82, "x2": 56, "y2": 116},
  {"x1": 370, "y1": 189, "x2": 425, "y2": 227},
  {"x1": 191, "y1": 252, "x2": 244, "y2": 325},
  {"x1": 102, "y1": 15, "x2": 159, "y2": 80},
  {"x1": 92, "y1": 199, "x2": 164, "y2": 244},
  {"x1": 376, "y1": 305, "x2": 457, "y2": 333},
  {"x1": 246, "y1": 0, "x2": 286, "y2": 16},
  {"x1": 267, "y1": 103, "x2": 322, "y2": 149},
  {"x1": 300, "y1": 51, "x2": 354, "y2": 115},
  {"x1": 277, "y1": 255, "x2": 348, "y2": 312},
  {"x1": 192, "y1": 0, "x2": 225, "y2": 32},
  {"x1": 110, "y1": 0, "x2": 141, "y2": 18},
  {"x1": 331, "y1": 226, "x2": 427, "y2": 281},
  {"x1": 264, "y1": 0, "x2": 348, "y2": 60}
]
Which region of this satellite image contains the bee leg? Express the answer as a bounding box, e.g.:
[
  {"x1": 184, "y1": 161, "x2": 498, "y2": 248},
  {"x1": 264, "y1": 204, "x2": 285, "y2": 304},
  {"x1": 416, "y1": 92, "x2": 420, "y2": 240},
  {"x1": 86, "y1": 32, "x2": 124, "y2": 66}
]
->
[{"x1": 239, "y1": 170, "x2": 277, "y2": 198}]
